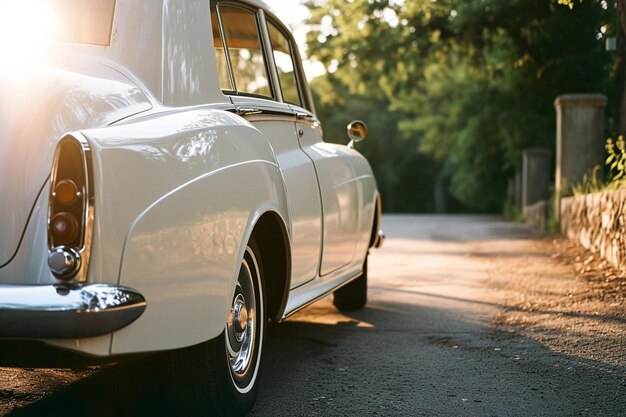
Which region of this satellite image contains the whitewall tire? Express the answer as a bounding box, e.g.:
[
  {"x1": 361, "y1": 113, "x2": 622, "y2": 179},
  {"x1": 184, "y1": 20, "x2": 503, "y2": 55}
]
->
[{"x1": 165, "y1": 238, "x2": 266, "y2": 417}]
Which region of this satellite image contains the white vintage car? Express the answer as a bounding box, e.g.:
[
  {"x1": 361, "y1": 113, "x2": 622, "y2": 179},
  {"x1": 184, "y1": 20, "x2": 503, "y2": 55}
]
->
[{"x1": 0, "y1": 0, "x2": 382, "y2": 415}]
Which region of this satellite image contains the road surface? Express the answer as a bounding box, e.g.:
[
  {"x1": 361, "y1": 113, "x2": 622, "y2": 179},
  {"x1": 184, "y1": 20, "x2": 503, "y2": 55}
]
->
[{"x1": 1, "y1": 215, "x2": 624, "y2": 416}]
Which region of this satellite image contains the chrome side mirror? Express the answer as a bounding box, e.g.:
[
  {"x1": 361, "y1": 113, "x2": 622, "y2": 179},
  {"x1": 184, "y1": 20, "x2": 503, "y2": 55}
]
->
[{"x1": 347, "y1": 120, "x2": 368, "y2": 148}]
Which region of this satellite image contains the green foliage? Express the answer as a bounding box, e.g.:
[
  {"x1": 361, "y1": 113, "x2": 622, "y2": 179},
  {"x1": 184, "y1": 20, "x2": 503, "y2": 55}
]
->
[
  {"x1": 311, "y1": 76, "x2": 439, "y2": 213},
  {"x1": 605, "y1": 135, "x2": 626, "y2": 188},
  {"x1": 556, "y1": 0, "x2": 583, "y2": 9},
  {"x1": 502, "y1": 198, "x2": 524, "y2": 223},
  {"x1": 571, "y1": 165, "x2": 604, "y2": 195},
  {"x1": 305, "y1": 0, "x2": 613, "y2": 212},
  {"x1": 570, "y1": 136, "x2": 626, "y2": 195}
]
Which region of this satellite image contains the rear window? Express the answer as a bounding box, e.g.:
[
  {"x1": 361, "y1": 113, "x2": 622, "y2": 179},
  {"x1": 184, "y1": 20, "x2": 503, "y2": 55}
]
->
[{"x1": 54, "y1": 0, "x2": 116, "y2": 46}]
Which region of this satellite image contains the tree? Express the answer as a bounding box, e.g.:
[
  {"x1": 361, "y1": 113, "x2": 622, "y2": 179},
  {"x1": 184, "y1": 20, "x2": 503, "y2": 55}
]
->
[
  {"x1": 305, "y1": 0, "x2": 613, "y2": 211},
  {"x1": 311, "y1": 75, "x2": 440, "y2": 212}
]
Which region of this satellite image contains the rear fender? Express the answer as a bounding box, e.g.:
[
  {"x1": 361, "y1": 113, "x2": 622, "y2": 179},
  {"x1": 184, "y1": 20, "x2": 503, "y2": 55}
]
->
[
  {"x1": 111, "y1": 162, "x2": 289, "y2": 354},
  {"x1": 47, "y1": 108, "x2": 290, "y2": 355}
]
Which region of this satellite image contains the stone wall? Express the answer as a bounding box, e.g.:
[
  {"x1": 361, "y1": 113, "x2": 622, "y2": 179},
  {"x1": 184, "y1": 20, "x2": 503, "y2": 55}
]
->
[{"x1": 560, "y1": 189, "x2": 626, "y2": 273}]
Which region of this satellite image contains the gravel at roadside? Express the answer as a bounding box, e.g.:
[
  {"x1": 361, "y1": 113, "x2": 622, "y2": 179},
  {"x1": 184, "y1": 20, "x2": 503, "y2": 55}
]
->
[{"x1": 488, "y1": 237, "x2": 625, "y2": 368}]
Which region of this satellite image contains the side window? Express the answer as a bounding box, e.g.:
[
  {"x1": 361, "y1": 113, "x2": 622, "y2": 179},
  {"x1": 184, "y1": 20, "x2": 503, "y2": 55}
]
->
[
  {"x1": 268, "y1": 22, "x2": 302, "y2": 107},
  {"x1": 216, "y1": 4, "x2": 272, "y2": 98}
]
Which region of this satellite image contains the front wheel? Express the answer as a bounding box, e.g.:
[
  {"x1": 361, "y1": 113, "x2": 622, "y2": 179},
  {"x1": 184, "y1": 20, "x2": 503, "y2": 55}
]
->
[
  {"x1": 332, "y1": 256, "x2": 368, "y2": 311},
  {"x1": 166, "y1": 239, "x2": 266, "y2": 417}
]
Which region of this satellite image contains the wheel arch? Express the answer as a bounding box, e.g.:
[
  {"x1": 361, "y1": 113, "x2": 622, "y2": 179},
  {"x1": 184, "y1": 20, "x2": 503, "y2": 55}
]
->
[
  {"x1": 250, "y1": 211, "x2": 291, "y2": 323},
  {"x1": 369, "y1": 193, "x2": 382, "y2": 248}
]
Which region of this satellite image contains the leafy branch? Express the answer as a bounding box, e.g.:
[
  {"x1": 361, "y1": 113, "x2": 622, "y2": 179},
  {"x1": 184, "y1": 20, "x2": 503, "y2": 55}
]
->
[{"x1": 606, "y1": 135, "x2": 626, "y2": 188}]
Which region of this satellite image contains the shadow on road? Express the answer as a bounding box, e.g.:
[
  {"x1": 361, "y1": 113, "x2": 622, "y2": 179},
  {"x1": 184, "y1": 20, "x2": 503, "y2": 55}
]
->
[
  {"x1": 4, "y1": 299, "x2": 625, "y2": 417},
  {"x1": 5, "y1": 354, "x2": 171, "y2": 417},
  {"x1": 249, "y1": 301, "x2": 626, "y2": 416}
]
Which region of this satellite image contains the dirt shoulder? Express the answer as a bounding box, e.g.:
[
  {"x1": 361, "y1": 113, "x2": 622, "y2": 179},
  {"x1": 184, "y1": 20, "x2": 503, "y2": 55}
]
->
[{"x1": 483, "y1": 236, "x2": 626, "y2": 369}]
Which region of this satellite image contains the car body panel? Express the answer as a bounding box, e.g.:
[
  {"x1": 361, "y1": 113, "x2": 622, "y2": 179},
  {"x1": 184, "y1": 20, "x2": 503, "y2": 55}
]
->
[
  {"x1": 0, "y1": 60, "x2": 152, "y2": 269},
  {"x1": 81, "y1": 109, "x2": 279, "y2": 287},
  {"x1": 65, "y1": 0, "x2": 230, "y2": 107},
  {"x1": 0, "y1": 0, "x2": 380, "y2": 358},
  {"x1": 232, "y1": 96, "x2": 323, "y2": 288},
  {"x1": 112, "y1": 162, "x2": 288, "y2": 354},
  {"x1": 162, "y1": 0, "x2": 227, "y2": 106},
  {"x1": 295, "y1": 117, "x2": 364, "y2": 276},
  {"x1": 36, "y1": 107, "x2": 291, "y2": 356}
]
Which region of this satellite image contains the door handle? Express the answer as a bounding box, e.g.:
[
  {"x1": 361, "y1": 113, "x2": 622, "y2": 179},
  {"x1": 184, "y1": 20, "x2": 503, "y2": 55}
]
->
[
  {"x1": 237, "y1": 107, "x2": 263, "y2": 116},
  {"x1": 296, "y1": 112, "x2": 317, "y2": 122}
]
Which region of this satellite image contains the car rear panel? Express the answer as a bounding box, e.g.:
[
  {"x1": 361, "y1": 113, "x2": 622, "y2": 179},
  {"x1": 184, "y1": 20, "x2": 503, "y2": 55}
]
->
[{"x1": 0, "y1": 60, "x2": 152, "y2": 270}]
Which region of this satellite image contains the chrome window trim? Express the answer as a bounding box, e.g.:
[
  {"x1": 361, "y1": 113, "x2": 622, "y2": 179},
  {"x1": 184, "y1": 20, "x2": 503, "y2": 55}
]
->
[
  {"x1": 211, "y1": 0, "x2": 314, "y2": 111},
  {"x1": 259, "y1": 8, "x2": 284, "y2": 103},
  {"x1": 214, "y1": 1, "x2": 276, "y2": 100},
  {"x1": 265, "y1": 16, "x2": 306, "y2": 108},
  {"x1": 213, "y1": 1, "x2": 237, "y2": 92}
]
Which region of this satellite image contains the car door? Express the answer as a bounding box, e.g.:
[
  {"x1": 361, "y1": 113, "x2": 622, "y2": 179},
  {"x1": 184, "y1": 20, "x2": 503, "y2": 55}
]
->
[
  {"x1": 262, "y1": 18, "x2": 362, "y2": 277},
  {"x1": 292, "y1": 110, "x2": 361, "y2": 276},
  {"x1": 211, "y1": 2, "x2": 322, "y2": 288},
  {"x1": 263, "y1": 15, "x2": 361, "y2": 277}
]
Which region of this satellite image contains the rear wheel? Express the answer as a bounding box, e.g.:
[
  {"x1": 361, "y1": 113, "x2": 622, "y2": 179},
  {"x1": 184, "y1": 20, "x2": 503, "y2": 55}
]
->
[
  {"x1": 166, "y1": 239, "x2": 265, "y2": 417},
  {"x1": 332, "y1": 256, "x2": 368, "y2": 311}
]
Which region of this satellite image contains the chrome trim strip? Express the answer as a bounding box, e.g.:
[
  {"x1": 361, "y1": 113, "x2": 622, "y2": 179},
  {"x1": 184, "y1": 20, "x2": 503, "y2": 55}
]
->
[
  {"x1": 0, "y1": 284, "x2": 146, "y2": 339},
  {"x1": 259, "y1": 8, "x2": 284, "y2": 103},
  {"x1": 214, "y1": 2, "x2": 238, "y2": 92},
  {"x1": 281, "y1": 270, "x2": 362, "y2": 321},
  {"x1": 233, "y1": 106, "x2": 296, "y2": 118},
  {"x1": 296, "y1": 111, "x2": 317, "y2": 122},
  {"x1": 78, "y1": 133, "x2": 95, "y2": 283},
  {"x1": 237, "y1": 106, "x2": 263, "y2": 116}
]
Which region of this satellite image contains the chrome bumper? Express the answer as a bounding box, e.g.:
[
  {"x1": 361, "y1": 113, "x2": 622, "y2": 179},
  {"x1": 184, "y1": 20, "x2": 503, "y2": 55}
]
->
[{"x1": 0, "y1": 284, "x2": 146, "y2": 339}]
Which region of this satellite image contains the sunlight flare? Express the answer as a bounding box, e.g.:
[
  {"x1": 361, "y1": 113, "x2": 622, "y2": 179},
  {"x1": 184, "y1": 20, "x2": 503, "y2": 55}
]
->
[{"x1": 0, "y1": 0, "x2": 60, "y2": 68}]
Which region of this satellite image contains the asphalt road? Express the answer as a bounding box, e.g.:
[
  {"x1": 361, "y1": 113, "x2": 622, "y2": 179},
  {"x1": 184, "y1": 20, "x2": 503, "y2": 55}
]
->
[{"x1": 1, "y1": 215, "x2": 625, "y2": 416}]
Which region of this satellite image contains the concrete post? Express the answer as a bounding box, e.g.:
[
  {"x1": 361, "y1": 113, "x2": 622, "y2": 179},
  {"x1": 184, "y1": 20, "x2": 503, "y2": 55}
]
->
[
  {"x1": 554, "y1": 94, "x2": 606, "y2": 216},
  {"x1": 522, "y1": 149, "x2": 552, "y2": 207}
]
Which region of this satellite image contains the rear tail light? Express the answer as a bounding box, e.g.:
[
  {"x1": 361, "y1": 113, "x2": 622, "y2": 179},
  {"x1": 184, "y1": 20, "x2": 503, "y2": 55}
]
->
[
  {"x1": 53, "y1": 179, "x2": 80, "y2": 205},
  {"x1": 50, "y1": 212, "x2": 79, "y2": 243},
  {"x1": 48, "y1": 134, "x2": 94, "y2": 281}
]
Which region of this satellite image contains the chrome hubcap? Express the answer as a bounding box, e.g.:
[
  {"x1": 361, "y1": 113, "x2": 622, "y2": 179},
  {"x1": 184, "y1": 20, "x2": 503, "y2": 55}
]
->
[
  {"x1": 226, "y1": 253, "x2": 257, "y2": 387},
  {"x1": 232, "y1": 294, "x2": 248, "y2": 343}
]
